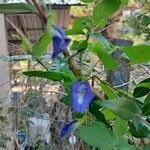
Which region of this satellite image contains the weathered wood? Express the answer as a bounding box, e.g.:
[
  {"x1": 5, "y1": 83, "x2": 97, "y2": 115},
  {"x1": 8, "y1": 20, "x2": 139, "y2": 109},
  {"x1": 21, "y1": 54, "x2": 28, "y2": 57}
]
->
[
  {"x1": 107, "y1": 38, "x2": 133, "y2": 90},
  {"x1": 0, "y1": 0, "x2": 14, "y2": 148},
  {"x1": 51, "y1": 5, "x2": 71, "y2": 29}
]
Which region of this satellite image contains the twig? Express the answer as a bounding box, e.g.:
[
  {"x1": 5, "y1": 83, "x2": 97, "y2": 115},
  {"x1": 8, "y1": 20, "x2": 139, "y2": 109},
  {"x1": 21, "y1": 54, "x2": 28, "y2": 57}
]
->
[
  {"x1": 92, "y1": 88, "x2": 105, "y2": 100},
  {"x1": 7, "y1": 1, "x2": 106, "y2": 101},
  {"x1": 97, "y1": 10, "x2": 150, "y2": 33},
  {"x1": 6, "y1": 17, "x2": 49, "y2": 71},
  {"x1": 42, "y1": 90, "x2": 67, "y2": 96},
  {"x1": 6, "y1": 17, "x2": 24, "y2": 37},
  {"x1": 64, "y1": 50, "x2": 81, "y2": 76},
  {"x1": 28, "y1": 0, "x2": 81, "y2": 76},
  {"x1": 114, "y1": 82, "x2": 130, "y2": 88},
  {"x1": 15, "y1": 136, "x2": 20, "y2": 149},
  {"x1": 91, "y1": 75, "x2": 105, "y2": 100},
  {"x1": 31, "y1": 0, "x2": 47, "y2": 23}
]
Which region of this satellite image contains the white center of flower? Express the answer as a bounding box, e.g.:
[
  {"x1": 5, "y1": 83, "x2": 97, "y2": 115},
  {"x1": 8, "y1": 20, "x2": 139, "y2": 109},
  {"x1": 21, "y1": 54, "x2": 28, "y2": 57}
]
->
[{"x1": 77, "y1": 84, "x2": 86, "y2": 105}]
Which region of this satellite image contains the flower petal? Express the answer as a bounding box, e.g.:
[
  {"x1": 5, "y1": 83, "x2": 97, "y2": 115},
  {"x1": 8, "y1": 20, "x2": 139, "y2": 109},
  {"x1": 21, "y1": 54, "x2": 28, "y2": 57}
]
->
[
  {"x1": 52, "y1": 36, "x2": 62, "y2": 58},
  {"x1": 60, "y1": 120, "x2": 80, "y2": 137},
  {"x1": 71, "y1": 80, "x2": 95, "y2": 113},
  {"x1": 52, "y1": 26, "x2": 71, "y2": 59},
  {"x1": 53, "y1": 25, "x2": 66, "y2": 37}
]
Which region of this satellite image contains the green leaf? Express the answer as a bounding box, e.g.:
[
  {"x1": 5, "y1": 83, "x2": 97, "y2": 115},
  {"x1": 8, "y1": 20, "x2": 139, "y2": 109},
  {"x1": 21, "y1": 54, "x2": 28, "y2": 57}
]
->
[
  {"x1": 89, "y1": 99, "x2": 108, "y2": 125},
  {"x1": 133, "y1": 78, "x2": 150, "y2": 98},
  {"x1": 102, "y1": 109, "x2": 115, "y2": 121},
  {"x1": 46, "y1": 11, "x2": 55, "y2": 30},
  {"x1": 99, "y1": 81, "x2": 118, "y2": 99},
  {"x1": 32, "y1": 31, "x2": 51, "y2": 58},
  {"x1": 66, "y1": 17, "x2": 91, "y2": 35},
  {"x1": 121, "y1": 0, "x2": 128, "y2": 5},
  {"x1": 21, "y1": 36, "x2": 32, "y2": 52},
  {"x1": 23, "y1": 71, "x2": 74, "y2": 82},
  {"x1": 81, "y1": 0, "x2": 94, "y2": 3},
  {"x1": 73, "y1": 17, "x2": 90, "y2": 29},
  {"x1": 65, "y1": 28, "x2": 85, "y2": 35},
  {"x1": 61, "y1": 96, "x2": 71, "y2": 106},
  {"x1": 32, "y1": 12, "x2": 54, "y2": 58},
  {"x1": 90, "y1": 33, "x2": 111, "y2": 49},
  {"x1": 142, "y1": 93, "x2": 150, "y2": 115},
  {"x1": 91, "y1": 0, "x2": 121, "y2": 28},
  {"x1": 92, "y1": 42, "x2": 118, "y2": 70},
  {"x1": 0, "y1": 3, "x2": 37, "y2": 14},
  {"x1": 116, "y1": 138, "x2": 136, "y2": 150},
  {"x1": 71, "y1": 40, "x2": 88, "y2": 51},
  {"x1": 142, "y1": 102, "x2": 150, "y2": 116},
  {"x1": 144, "y1": 144, "x2": 150, "y2": 150},
  {"x1": 98, "y1": 98, "x2": 139, "y2": 120},
  {"x1": 114, "y1": 117, "x2": 128, "y2": 138},
  {"x1": 122, "y1": 45, "x2": 150, "y2": 64},
  {"x1": 130, "y1": 116, "x2": 150, "y2": 138},
  {"x1": 78, "y1": 122, "x2": 116, "y2": 149},
  {"x1": 145, "y1": 93, "x2": 150, "y2": 104},
  {"x1": 97, "y1": 18, "x2": 108, "y2": 29},
  {"x1": 73, "y1": 113, "x2": 85, "y2": 120}
]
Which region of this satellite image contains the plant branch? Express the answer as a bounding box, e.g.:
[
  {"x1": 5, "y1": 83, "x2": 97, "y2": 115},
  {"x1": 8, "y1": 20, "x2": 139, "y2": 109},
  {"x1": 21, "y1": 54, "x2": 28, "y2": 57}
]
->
[
  {"x1": 97, "y1": 10, "x2": 150, "y2": 34},
  {"x1": 94, "y1": 75, "x2": 144, "y2": 106},
  {"x1": 6, "y1": 17, "x2": 49, "y2": 71},
  {"x1": 63, "y1": 50, "x2": 81, "y2": 76},
  {"x1": 31, "y1": 0, "x2": 47, "y2": 23},
  {"x1": 29, "y1": 0, "x2": 81, "y2": 76},
  {"x1": 6, "y1": 17, "x2": 24, "y2": 37},
  {"x1": 7, "y1": 0, "x2": 105, "y2": 100}
]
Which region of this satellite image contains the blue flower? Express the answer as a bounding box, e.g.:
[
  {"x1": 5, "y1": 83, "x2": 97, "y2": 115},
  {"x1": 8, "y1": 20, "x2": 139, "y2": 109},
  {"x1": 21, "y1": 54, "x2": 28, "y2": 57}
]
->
[
  {"x1": 71, "y1": 80, "x2": 95, "y2": 113},
  {"x1": 60, "y1": 120, "x2": 80, "y2": 137},
  {"x1": 52, "y1": 26, "x2": 71, "y2": 59}
]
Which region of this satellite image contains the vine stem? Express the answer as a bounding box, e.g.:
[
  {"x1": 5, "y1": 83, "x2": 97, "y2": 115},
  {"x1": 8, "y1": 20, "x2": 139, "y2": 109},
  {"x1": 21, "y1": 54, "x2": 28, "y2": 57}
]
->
[
  {"x1": 29, "y1": 0, "x2": 81, "y2": 76},
  {"x1": 25, "y1": 1, "x2": 104, "y2": 100},
  {"x1": 6, "y1": 17, "x2": 49, "y2": 71}
]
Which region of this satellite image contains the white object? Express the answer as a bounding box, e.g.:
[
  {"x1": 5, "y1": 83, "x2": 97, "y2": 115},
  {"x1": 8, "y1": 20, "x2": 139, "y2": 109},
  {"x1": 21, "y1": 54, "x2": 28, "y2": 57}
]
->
[
  {"x1": 69, "y1": 135, "x2": 77, "y2": 144},
  {"x1": 29, "y1": 113, "x2": 51, "y2": 144},
  {"x1": 123, "y1": 10, "x2": 131, "y2": 17}
]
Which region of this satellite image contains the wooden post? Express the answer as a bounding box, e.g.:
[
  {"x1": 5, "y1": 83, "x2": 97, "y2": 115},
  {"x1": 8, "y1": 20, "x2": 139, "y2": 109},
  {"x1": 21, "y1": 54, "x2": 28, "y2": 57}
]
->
[
  {"x1": 107, "y1": 39, "x2": 133, "y2": 90},
  {"x1": 0, "y1": 0, "x2": 14, "y2": 149}
]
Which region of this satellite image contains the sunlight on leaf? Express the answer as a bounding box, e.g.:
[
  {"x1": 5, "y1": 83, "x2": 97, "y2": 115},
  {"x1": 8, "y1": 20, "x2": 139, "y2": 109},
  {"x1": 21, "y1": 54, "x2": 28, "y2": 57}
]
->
[{"x1": 122, "y1": 45, "x2": 150, "y2": 64}]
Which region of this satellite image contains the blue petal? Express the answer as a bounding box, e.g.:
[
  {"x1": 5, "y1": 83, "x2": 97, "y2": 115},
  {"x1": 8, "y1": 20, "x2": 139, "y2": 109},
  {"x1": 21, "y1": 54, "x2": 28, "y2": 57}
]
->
[
  {"x1": 60, "y1": 121, "x2": 79, "y2": 137},
  {"x1": 52, "y1": 36, "x2": 62, "y2": 58},
  {"x1": 52, "y1": 26, "x2": 70, "y2": 59},
  {"x1": 53, "y1": 25, "x2": 66, "y2": 37},
  {"x1": 71, "y1": 80, "x2": 95, "y2": 113}
]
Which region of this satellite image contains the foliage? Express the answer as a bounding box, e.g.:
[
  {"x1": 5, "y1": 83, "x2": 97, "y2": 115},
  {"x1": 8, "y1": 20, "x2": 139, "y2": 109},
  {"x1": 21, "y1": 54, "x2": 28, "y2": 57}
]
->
[
  {"x1": 122, "y1": 0, "x2": 150, "y2": 43},
  {"x1": 0, "y1": 0, "x2": 150, "y2": 149},
  {"x1": 0, "y1": 3, "x2": 37, "y2": 14}
]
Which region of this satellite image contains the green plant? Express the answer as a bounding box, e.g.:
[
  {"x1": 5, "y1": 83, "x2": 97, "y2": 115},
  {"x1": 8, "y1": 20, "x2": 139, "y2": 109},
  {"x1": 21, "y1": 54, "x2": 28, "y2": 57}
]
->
[{"x1": 0, "y1": 0, "x2": 150, "y2": 149}]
